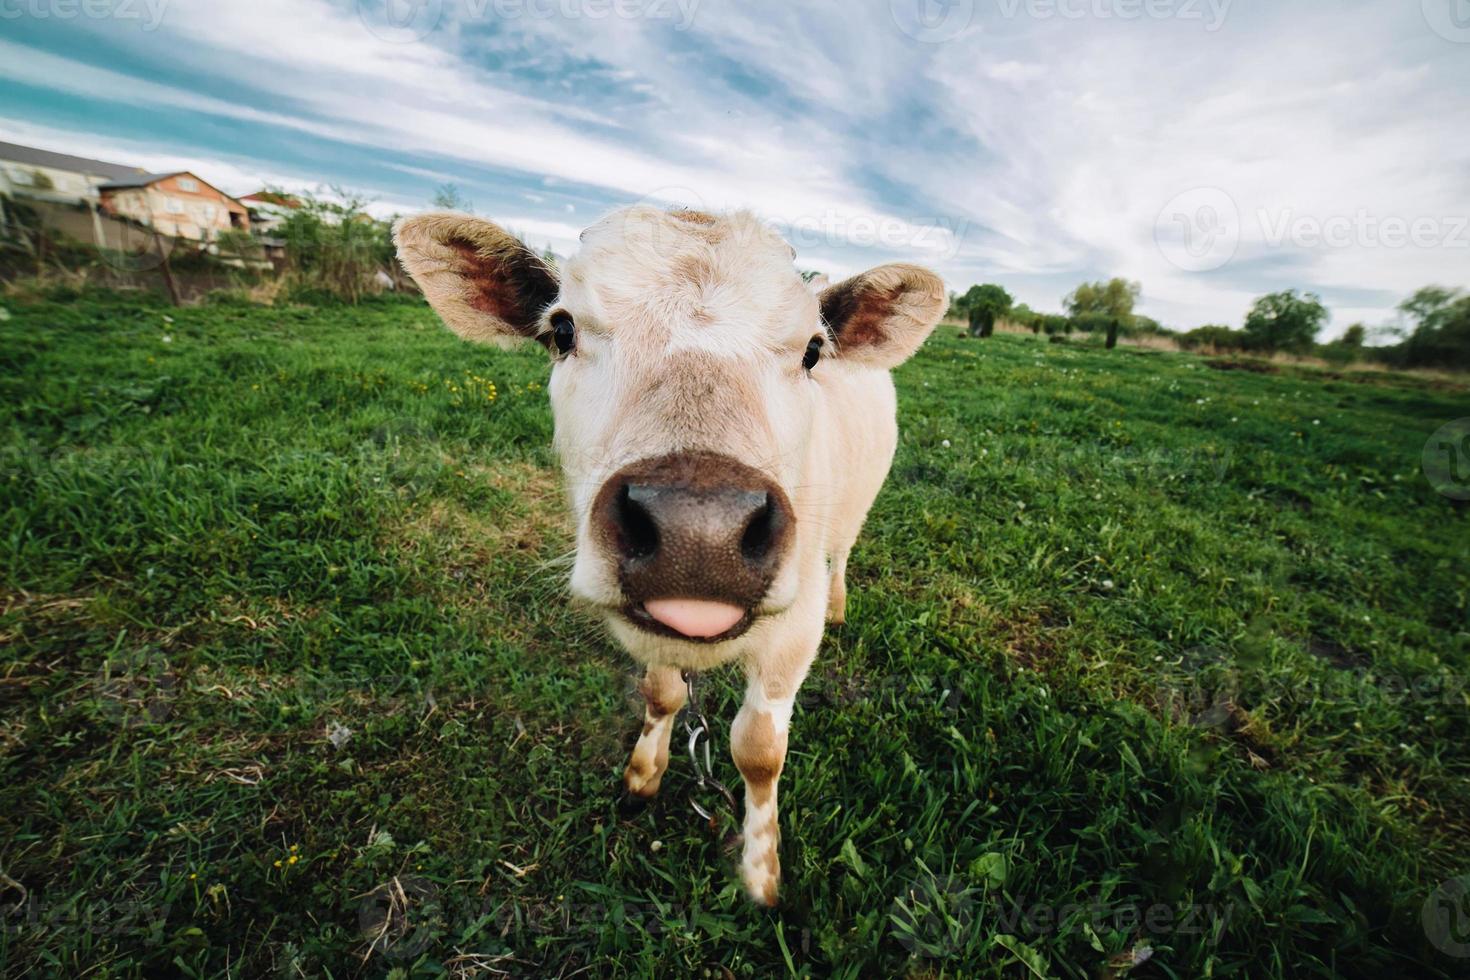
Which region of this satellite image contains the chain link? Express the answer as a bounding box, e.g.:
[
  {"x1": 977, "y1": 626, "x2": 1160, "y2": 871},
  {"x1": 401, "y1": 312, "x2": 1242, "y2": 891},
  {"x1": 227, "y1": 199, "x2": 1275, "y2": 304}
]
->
[{"x1": 681, "y1": 670, "x2": 739, "y2": 832}]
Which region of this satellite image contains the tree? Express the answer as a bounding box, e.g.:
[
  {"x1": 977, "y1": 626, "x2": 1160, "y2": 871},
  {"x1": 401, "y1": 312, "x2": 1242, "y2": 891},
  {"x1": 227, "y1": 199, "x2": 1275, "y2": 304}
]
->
[
  {"x1": 1339, "y1": 324, "x2": 1366, "y2": 347},
  {"x1": 1241, "y1": 290, "x2": 1328, "y2": 354},
  {"x1": 1392, "y1": 287, "x2": 1470, "y2": 369},
  {"x1": 1065, "y1": 277, "x2": 1140, "y2": 350},
  {"x1": 431, "y1": 183, "x2": 473, "y2": 213},
  {"x1": 1009, "y1": 303, "x2": 1041, "y2": 334},
  {"x1": 955, "y1": 283, "x2": 1012, "y2": 338},
  {"x1": 1064, "y1": 278, "x2": 1140, "y2": 320}
]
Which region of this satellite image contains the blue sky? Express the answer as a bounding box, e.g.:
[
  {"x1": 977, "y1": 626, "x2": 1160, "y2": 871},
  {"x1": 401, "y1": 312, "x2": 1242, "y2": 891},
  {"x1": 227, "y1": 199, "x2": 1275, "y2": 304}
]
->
[{"x1": 2, "y1": 0, "x2": 1468, "y2": 335}]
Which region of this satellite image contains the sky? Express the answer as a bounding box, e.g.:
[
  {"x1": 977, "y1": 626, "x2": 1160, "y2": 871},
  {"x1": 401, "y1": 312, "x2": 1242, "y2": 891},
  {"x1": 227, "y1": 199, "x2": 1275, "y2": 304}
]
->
[{"x1": 2, "y1": 0, "x2": 1468, "y2": 337}]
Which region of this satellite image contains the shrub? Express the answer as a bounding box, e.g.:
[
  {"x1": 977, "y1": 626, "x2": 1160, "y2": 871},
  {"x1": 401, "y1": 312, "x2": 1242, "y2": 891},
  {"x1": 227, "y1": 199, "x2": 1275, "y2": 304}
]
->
[
  {"x1": 1179, "y1": 325, "x2": 1244, "y2": 352},
  {"x1": 276, "y1": 188, "x2": 396, "y2": 304}
]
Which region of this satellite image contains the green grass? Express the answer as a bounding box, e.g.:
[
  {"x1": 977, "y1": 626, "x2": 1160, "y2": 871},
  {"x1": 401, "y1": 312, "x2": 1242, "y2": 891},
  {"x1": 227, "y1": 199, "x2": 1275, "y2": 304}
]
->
[{"x1": 1, "y1": 290, "x2": 1467, "y2": 978}]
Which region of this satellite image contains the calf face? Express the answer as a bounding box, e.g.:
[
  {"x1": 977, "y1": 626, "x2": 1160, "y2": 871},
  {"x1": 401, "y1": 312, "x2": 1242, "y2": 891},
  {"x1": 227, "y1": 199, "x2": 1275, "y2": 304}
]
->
[{"x1": 396, "y1": 206, "x2": 941, "y2": 657}]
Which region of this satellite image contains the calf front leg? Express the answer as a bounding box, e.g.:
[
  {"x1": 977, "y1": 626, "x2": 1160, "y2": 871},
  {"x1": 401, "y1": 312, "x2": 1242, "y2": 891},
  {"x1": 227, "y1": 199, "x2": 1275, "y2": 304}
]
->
[
  {"x1": 826, "y1": 548, "x2": 850, "y2": 624},
  {"x1": 623, "y1": 665, "x2": 687, "y2": 800},
  {"x1": 731, "y1": 658, "x2": 810, "y2": 906}
]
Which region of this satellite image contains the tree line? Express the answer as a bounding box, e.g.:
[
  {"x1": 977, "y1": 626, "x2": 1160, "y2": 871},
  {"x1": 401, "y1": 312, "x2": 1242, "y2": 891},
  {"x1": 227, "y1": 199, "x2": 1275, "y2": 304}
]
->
[{"x1": 947, "y1": 278, "x2": 1470, "y2": 370}]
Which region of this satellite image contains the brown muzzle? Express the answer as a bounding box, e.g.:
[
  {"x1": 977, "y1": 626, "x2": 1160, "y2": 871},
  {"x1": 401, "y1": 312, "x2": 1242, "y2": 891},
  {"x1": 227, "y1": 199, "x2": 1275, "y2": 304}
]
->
[{"x1": 591, "y1": 452, "x2": 794, "y2": 640}]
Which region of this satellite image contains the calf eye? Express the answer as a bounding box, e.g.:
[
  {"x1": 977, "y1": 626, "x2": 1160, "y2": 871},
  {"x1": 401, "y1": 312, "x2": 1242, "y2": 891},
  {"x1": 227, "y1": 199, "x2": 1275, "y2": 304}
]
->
[
  {"x1": 551, "y1": 312, "x2": 576, "y2": 355},
  {"x1": 802, "y1": 336, "x2": 823, "y2": 371}
]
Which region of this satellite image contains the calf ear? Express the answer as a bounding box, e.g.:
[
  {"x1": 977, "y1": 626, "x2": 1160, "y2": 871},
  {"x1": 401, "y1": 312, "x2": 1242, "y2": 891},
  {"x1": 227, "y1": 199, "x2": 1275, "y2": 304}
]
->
[
  {"x1": 393, "y1": 212, "x2": 559, "y2": 347},
  {"x1": 819, "y1": 264, "x2": 946, "y2": 368}
]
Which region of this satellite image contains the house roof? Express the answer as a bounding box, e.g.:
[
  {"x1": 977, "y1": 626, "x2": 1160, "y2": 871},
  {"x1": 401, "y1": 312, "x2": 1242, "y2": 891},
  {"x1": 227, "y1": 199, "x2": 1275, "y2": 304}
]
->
[
  {"x1": 98, "y1": 171, "x2": 187, "y2": 190},
  {"x1": 0, "y1": 140, "x2": 144, "y2": 180},
  {"x1": 0, "y1": 139, "x2": 147, "y2": 179},
  {"x1": 98, "y1": 170, "x2": 248, "y2": 209},
  {"x1": 240, "y1": 191, "x2": 303, "y2": 208}
]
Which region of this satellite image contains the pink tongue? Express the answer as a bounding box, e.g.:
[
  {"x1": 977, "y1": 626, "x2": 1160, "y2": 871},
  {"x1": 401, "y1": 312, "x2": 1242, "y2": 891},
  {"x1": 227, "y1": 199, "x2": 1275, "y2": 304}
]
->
[{"x1": 643, "y1": 599, "x2": 745, "y2": 639}]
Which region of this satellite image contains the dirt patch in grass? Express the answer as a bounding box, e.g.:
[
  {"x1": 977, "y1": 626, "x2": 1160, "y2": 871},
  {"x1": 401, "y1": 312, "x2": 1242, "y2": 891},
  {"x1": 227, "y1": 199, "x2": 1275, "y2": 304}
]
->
[
  {"x1": 1306, "y1": 634, "x2": 1371, "y2": 669},
  {"x1": 1206, "y1": 358, "x2": 1279, "y2": 374},
  {"x1": 997, "y1": 606, "x2": 1071, "y2": 671},
  {"x1": 390, "y1": 461, "x2": 571, "y2": 582}
]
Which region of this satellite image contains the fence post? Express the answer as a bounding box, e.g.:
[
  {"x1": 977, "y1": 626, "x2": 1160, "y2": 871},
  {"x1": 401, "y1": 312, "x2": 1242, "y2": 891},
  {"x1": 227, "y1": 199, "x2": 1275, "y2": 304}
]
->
[{"x1": 155, "y1": 232, "x2": 182, "y2": 306}]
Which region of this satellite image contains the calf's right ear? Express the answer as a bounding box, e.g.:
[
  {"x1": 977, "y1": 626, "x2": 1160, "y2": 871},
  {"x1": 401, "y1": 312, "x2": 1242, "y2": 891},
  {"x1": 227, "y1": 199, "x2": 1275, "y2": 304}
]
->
[
  {"x1": 393, "y1": 212, "x2": 560, "y2": 348},
  {"x1": 819, "y1": 263, "x2": 946, "y2": 368}
]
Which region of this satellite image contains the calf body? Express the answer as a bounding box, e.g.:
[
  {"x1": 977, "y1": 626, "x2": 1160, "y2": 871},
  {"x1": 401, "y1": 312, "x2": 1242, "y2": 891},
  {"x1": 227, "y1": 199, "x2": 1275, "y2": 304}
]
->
[{"x1": 395, "y1": 206, "x2": 944, "y2": 904}]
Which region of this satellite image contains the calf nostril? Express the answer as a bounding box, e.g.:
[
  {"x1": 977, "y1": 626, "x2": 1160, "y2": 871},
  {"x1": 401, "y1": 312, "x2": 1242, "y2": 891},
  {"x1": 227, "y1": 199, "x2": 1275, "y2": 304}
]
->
[
  {"x1": 739, "y1": 492, "x2": 776, "y2": 563},
  {"x1": 616, "y1": 484, "x2": 660, "y2": 560}
]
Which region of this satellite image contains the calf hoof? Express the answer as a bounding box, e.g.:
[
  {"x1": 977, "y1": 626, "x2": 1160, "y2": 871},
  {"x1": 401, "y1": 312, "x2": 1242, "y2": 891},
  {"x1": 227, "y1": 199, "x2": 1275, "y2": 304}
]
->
[
  {"x1": 740, "y1": 852, "x2": 781, "y2": 907},
  {"x1": 743, "y1": 876, "x2": 780, "y2": 908},
  {"x1": 616, "y1": 791, "x2": 651, "y2": 818},
  {"x1": 622, "y1": 762, "x2": 665, "y2": 800}
]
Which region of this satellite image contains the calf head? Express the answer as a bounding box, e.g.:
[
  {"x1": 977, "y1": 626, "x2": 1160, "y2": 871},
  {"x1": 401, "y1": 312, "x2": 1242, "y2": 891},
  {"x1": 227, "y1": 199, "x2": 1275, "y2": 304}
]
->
[{"x1": 395, "y1": 206, "x2": 944, "y2": 657}]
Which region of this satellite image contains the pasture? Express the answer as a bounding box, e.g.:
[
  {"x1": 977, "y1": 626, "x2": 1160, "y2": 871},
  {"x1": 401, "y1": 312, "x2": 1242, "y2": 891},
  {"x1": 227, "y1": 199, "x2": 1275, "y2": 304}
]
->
[{"x1": 1, "y1": 291, "x2": 1467, "y2": 978}]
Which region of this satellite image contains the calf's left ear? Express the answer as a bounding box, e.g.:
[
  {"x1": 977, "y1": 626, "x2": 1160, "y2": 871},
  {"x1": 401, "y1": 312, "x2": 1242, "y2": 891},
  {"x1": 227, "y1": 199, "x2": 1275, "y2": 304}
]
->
[
  {"x1": 394, "y1": 212, "x2": 560, "y2": 348},
  {"x1": 819, "y1": 263, "x2": 946, "y2": 368}
]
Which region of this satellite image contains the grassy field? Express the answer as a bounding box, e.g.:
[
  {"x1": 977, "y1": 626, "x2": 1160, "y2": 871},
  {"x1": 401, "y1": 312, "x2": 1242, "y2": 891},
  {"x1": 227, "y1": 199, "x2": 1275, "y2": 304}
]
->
[{"x1": 2, "y1": 290, "x2": 1468, "y2": 979}]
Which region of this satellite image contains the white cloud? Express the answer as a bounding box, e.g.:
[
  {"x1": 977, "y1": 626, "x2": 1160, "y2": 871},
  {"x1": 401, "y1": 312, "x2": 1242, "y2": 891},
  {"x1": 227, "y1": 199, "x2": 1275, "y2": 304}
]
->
[{"x1": 4, "y1": 0, "x2": 1466, "y2": 337}]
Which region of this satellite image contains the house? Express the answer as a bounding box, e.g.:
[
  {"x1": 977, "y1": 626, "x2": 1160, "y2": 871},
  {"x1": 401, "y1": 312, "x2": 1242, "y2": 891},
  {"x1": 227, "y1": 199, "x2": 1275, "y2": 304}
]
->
[
  {"x1": 99, "y1": 172, "x2": 249, "y2": 241},
  {"x1": 239, "y1": 190, "x2": 302, "y2": 235},
  {"x1": 0, "y1": 140, "x2": 144, "y2": 206},
  {"x1": 100, "y1": 171, "x2": 249, "y2": 241}
]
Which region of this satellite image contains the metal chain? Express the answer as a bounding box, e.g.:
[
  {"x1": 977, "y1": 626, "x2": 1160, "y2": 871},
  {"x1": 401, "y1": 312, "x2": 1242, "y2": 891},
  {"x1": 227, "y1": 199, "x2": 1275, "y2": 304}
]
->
[{"x1": 681, "y1": 670, "x2": 739, "y2": 832}]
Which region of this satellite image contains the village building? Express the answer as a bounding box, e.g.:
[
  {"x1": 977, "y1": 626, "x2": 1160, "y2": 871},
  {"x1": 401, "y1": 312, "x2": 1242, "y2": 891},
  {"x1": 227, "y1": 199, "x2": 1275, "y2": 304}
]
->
[
  {"x1": 100, "y1": 171, "x2": 250, "y2": 241},
  {"x1": 0, "y1": 140, "x2": 143, "y2": 206}
]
